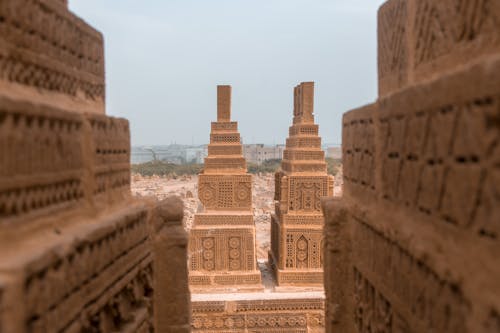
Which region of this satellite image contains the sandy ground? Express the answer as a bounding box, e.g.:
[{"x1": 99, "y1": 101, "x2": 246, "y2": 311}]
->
[{"x1": 131, "y1": 172, "x2": 342, "y2": 259}]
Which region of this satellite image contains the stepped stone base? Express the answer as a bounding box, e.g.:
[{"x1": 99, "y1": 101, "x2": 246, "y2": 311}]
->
[{"x1": 191, "y1": 262, "x2": 325, "y2": 332}]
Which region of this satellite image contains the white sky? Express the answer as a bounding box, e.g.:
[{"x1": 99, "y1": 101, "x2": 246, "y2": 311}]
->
[{"x1": 69, "y1": 0, "x2": 387, "y2": 146}]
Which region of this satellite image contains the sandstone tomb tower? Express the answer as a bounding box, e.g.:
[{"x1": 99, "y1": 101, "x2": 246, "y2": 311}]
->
[
  {"x1": 189, "y1": 85, "x2": 262, "y2": 291},
  {"x1": 270, "y1": 81, "x2": 334, "y2": 286}
]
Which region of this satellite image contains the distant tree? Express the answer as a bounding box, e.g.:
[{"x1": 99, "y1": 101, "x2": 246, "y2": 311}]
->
[
  {"x1": 247, "y1": 159, "x2": 282, "y2": 174},
  {"x1": 131, "y1": 160, "x2": 203, "y2": 176},
  {"x1": 326, "y1": 157, "x2": 342, "y2": 176}
]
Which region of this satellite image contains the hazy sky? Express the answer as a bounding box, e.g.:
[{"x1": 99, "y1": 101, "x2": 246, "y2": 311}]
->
[{"x1": 69, "y1": 0, "x2": 386, "y2": 146}]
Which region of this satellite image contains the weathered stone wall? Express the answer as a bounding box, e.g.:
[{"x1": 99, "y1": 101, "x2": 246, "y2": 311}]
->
[
  {"x1": 0, "y1": 1, "x2": 191, "y2": 332},
  {"x1": 378, "y1": 0, "x2": 500, "y2": 96},
  {"x1": 0, "y1": 0, "x2": 105, "y2": 113},
  {"x1": 323, "y1": 0, "x2": 500, "y2": 332}
]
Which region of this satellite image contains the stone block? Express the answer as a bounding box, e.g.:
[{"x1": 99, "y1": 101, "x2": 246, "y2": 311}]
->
[
  {"x1": 378, "y1": 0, "x2": 500, "y2": 97},
  {"x1": 217, "y1": 85, "x2": 231, "y2": 122},
  {"x1": 0, "y1": 0, "x2": 105, "y2": 113}
]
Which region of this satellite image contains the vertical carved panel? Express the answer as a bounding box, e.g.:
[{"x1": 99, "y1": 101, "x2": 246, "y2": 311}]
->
[
  {"x1": 296, "y1": 236, "x2": 308, "y2": 269},
  {"x1": 414, "y1": 0, "x2": 500, "y2": 68},
  {"x1": 228, "y1": 237, "x2": 242, "y2": 271},
  {"x1": 354, "y1": 269, "x2": 393, "y2": 333},
  {"x1": 202, "y1": 237, "x2": 215, "y2": 271},
  {"x1": 378, "y1": 0, "x2": 409, "y2": 95}
]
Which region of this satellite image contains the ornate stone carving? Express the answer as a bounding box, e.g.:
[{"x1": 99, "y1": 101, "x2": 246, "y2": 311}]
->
[
  {"x1": 191, "y1": 297, "x2": 325, "y2": 332},
  {"x1": 323, "y1": 2, "x2": 500, "y2": 332},
  {"x1": 0, "y1": 2, "x2": 191, "y2": 332},
  {"x1": 0, "y1": 0, "x2": 105, "y2": 113},
  {"x1": 270, "y1": 82, "x2": 334, "y2": 286},
  {"x1": 378, "y1": 0, "x2": 500, "y2": 96},
  {"x1": 189, "y1": 85, "x2": 261, "y2": 290}
]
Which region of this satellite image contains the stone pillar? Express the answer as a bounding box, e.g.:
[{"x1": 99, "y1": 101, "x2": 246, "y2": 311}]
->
[
  {"x1": 300, "y1": 81, "x2": 314, "y2": 123},
  {"x1": 153, "y1": 197, "x2": 191, "y2": 333},
  {"x1": 217, "y1": 85, "x2": 231, "y2": 122}
]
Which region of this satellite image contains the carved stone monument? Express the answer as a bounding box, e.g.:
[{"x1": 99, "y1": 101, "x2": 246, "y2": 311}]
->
[
  {"x1": 0, "y1": 1, "x2": 191, "y2": 332},
  {"x1": 270, "y1": 82, "x2": 334, "y2": 286},
  {"x1": 322, "y1": 1, "x2": 500, "y2": 332},
  {"x1": 189, "y1": 85, "x2": 262, "y2": 291}
]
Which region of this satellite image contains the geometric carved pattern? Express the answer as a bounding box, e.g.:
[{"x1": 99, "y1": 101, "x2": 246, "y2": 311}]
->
[
  {"x1": 198, "y1": 175, "x2": 252, "y2": 210},
  {"x1": 191, "y1": 297, "x2": 325, "y2": 332},
  {"x1": 270, "y1": 82, "x2": 334, "y2": 286},
  {"x1": 378, "y1": 0, "x2": 500, "y2": 96},
  {"x1": 289, "y1": 177, "x2": 328, "y2": 212},
  {"x1": 0, "y1": 0, "x2": 105, "y2": 106},
  {"x1": 324, "y1": 6, "x2": 500, "y2": 331},
  {"x1": 352, "y1": 218, "x2": 470, "y2": 333},
  {"x1": 378, "y1": 0, "x2": 408, "y2": 95},
  {"x1": 190, "y1": 227, "x2": 257, "y2": 274},
  {"x1": 202, "y1": 237, "x2": 215, "y2": 271},
  {"x1": 342, "y1": 105, "x2": 377, "y2": 199},
  {"x1": 189, "y1": 85, "x2": 261, "y2": 290},
  {"x1": 414, "y1": 0, "x2": 500, "y2": 68},
  {"x1": 0, "y1": 102, "x2": 131, "y2": 223},
  {"x1": 0, "y1": 2, "x2": 191, "y2": 332},
  {"x1": 1, "y1": 204, "x2": 158, "y2": 333},
  {"x1": 378, "y1": 81, "x2": 500, "y2": 240},
  {"x1": 353, "y1": 268, "x2": 393, "y2": 333}
]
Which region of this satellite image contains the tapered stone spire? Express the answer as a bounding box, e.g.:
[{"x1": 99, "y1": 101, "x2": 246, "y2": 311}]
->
[
  {"x1": 270, "y1": 81, "x2": 334, "y2": 286},
  {"x1": 189, "y1": 85, "x2": 262, "y2": 291}
]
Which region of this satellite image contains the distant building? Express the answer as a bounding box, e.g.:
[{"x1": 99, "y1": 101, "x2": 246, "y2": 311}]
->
[
  {"x1": 131, "y1": 145, "x2": 207, "y2": 164},
  {"x1": 242, "y1": 144, "x2": 285, "y2": 164},
  {"x1": 325, "y1": 146, "x2": 342, "y2": 159},
  {"x1": 131, "y1": 147, "x2": 156, "y2": 164},
  {"x1": 185, "y1": 146, "x2": 208, "y2": 164}
]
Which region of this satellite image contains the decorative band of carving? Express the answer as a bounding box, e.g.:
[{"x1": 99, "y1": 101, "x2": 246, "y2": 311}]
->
[
  {"x1": 192, "y1": 314, "x2": 312, "y2": 331},
  {"x1": 342, "y1": 104, "x2": 376, "y2": 198},
  {"x1": 211, "y1": 121, "x2": 238, "y2": 131},
  {"x1": 204, "y1": 157, "x2": 246, "y2": 170},
  {"x1": 276, "y1": 271, "x2": 324, "y2": 284},
  {"x1": 378, "y1": 58, "x2": 500, "y2": 239},
  {"x1": 194, "y1": 214, "x2": 254, "y2": 226},
  {"x1": 208, "y1": 144, "x2": 242, "y2": 156},
  {"x1": 22, "y1": 208, "x2": 152, "y2": 331},
  {"x1": 378, "y1": 0, "x2": 500, "y2": 96},
  {"x1": 289, "y1": 124, "x2": 319, "y2": 136},
  {"x1": 282, "y1": 214, "x2": 324, "y2": 225},
  {"x1": 0, "y1": 0, "x2": 105, "y2": 101},
  {"x1": 352, "y1": 216, "x2": 469, "y2": 332},
  {"x1": 235, "y1": 299, "x2": 324, "y2": 312},
  {"x1": 210, "y1": 133, "x2": 241, "y2": 144},
  {"x1": 281, "y1": 160, "x2": 327, "y2": 173},
  {"x1": 286, "y1": 137, "x2": 321, "y2": 149},
  {"x1": 283, "y1": 150, "x2": 324, "y2": 161},
  {"x1": 0, "y1": 97, "x2": 130, "y2": 222},
  {"x1": 189, "y1": 273, "x2": 261, "y2": 285}
]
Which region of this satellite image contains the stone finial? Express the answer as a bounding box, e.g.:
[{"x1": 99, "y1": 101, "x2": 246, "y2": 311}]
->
[
  {"x1": 293, "y1": 82, "x2": 314, "y2": 124},
  {"x1": 217, "y1": 85, "x2": 232, "y2": 122},
  {"x1": 299, "y1": 81, "x2": 314, "y2": 121}
]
